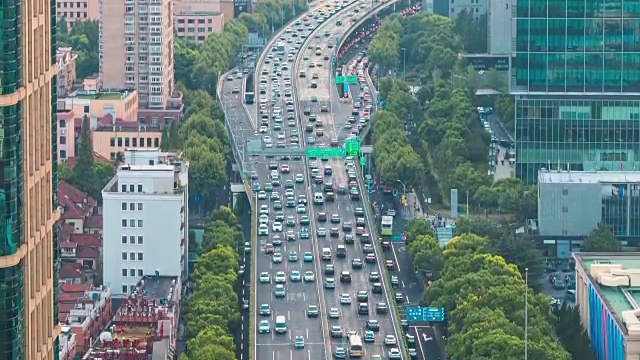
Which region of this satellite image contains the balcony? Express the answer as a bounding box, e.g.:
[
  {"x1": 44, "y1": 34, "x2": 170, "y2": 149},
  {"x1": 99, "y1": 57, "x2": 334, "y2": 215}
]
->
[{"x1": 167, "y1": 91, "x2": 183, "y2": 110}]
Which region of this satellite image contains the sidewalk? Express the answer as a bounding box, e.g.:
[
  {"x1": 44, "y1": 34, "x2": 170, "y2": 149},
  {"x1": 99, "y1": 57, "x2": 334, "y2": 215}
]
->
[{"x1": 405, "y1": 191, "x2": 424, "y2": 220}]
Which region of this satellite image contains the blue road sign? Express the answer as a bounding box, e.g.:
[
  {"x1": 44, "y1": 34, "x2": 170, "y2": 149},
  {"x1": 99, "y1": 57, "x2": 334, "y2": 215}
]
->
[
  {"x1": 406, "y1": 306, "x2": 445, "y2": 322},
  {"x1": 391, "y1": 235, "x2": 403, "y2": 242}
]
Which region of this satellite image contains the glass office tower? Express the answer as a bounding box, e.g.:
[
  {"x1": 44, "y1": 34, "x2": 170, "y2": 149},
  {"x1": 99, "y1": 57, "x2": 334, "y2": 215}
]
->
[{"x1": 511, "y1": 0, "x2": 640, "y2": 183}]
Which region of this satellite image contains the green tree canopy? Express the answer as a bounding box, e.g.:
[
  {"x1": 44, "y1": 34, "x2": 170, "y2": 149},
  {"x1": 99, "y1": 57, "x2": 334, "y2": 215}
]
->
[
  {"x1": 582, "y1": 222, "x2": 622, "y2": 252},
  {"x1": 57, "y1": 20, "x2": 99, "y2": 79}
]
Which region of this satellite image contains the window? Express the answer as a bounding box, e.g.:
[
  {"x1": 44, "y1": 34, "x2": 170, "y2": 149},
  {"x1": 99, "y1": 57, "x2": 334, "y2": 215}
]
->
[
  {"x1": 60, "y1": 119, "x2": 66, "y2": 128},
  {"x1": 130, "y1": 252, "x2": 136, "y2": 260},
  {"x1": 130, "y1": 203, "x2": 135, "y2": 211},
  {"x1": 111, "y1": 152, "x2": 116, "y2": 160},
  {"x1": 122, "y1": 219, "x2": 128, "y2": 227},
  {"x1": 129, "y1": 219, "x2": 136, "y2": 228},
  {"x1": 138, "y1": 203, "x2": 143, "y2": 210},
  {"x1": 60, "y1": 136, "x2": 66, "y2": 145},
  {"x1": 562, "y1": 206, "x2": 569, "y2": 213},
  {"x1": 122, "y1": 236, "x2": 127, "y2": 244},
  {"x1": 122, "y1": 252, "x2": 128, "y2": 260},
  {"x1": 60, "y1": 150, "x2": 67, "y2": 159},
  {"x1": 137, "y1": 235, "x2": 144, "y2": 244},
  {"x1": 154, "y1": 138, "x2": 159, "y2": 147},
  {"x1": 125, "y1": 137, "x2": 130, "y2": 147},
  {"x1": 122, "y1": 285, "x2": 128, "y2": 293},
  {"x1": 130, "y1": 184, "x2": 135, "y2": 192},
  {"x1": 138, "y1": 252, "x2": 144, "y2": 261},
  {"x1": 132, "y1": 138, "x2": 137, "y2": 147},
  {"x1": 130, "y1": 285, "x2": 136, "y2": 293},
  {"x1": 122, "y1": 269, "x2": 128, "y2": 276},
  {"x1": 130, "y1": 235, "x2": 136, "y2": 244},
  {"x1": 138, "y1": 219, "x2": 144, "y2": 228},
  {"x1": 562, "y1": 189, "x2": 569, "y2": 196},
  {"x1": 138, "y1": 184, "x2": 143, "y2": 192},
  {"x1": 84, "y1": 105, "x2": 89, "y2": 112},
  {"x1": 118, "y1": 137, "x2": 123, "y2": 147},
  {"x1": 121, "y1": 184, "x2": 127, "y2": 192},
  {"x1": 129, "y1": 269, "x2": 136, "y2": 277},
  {"x1": 122, "y1": 202, "x2": 127, "y2": 210},
  {"x1": 138, "y1": 269, "x2": 144, "y2": 277}
]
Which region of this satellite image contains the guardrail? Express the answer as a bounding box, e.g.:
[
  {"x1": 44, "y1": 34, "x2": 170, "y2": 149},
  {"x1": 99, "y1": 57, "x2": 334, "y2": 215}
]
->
[{"x1": 336, "y1": 0, "x2": 401, "y2": 53}]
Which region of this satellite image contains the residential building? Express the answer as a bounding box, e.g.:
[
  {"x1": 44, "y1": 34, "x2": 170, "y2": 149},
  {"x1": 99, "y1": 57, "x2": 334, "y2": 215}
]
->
[
  {"x1": 58, "y1": 283, "x2": 113, "y2": 355},
  {"x1": 56, "y1": 0, "x2": 100, "y2": 26},
  {"x1": 0, "y1": 0, "x2": 60, "y2": 358},
  {"x1": 58, "y1": 110, "x2": 77, "y2": 162},
  {"x1": 174, "y1": 0, "x2": 226, "y2": 42},
  {"x1": 511, "y1": 0, "x2": 640, "y2": 184},
  {"x1": 102, "y1": 150, "x2": 189, "y2": 297},
  {"x1": 59, "y1": 88, "x2": 139, "y2": 122},
  {"x1": 91, "y1": 115, "x2": 164, "y2": 161},
  {"x1": 99, "y1": 0, "x2": 179, "y2": 111},
  {"x1": 57, "y1": 47, "x2": 78, "y2": 97},
  {"x1": 433, "y1": 0, "x2": 487, "y2": 18},
  {"x1": 83, "y1": 275, "x2": 180, "y2": 360},
  {"x1": 487, "y1": 0, "x2": 512, "y2": 55},
  {"x1": 573, "y1": 253, "x2": 640, "y2": 360},
  {"x1": 59, "y1": 326, "x2": 77, "y2": 360}
]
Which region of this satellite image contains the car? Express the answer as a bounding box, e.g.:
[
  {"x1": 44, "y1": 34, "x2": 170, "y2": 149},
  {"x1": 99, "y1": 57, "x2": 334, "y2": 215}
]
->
[
  {"x1": 386, "y1": 260, "x2": 396, "y2": 270},
  {"x1": 290, "y1": 270, "x2": 301, "y2": 282},
  {"x1": 259, "y1": 320, "x2": 270, "y2": 333},
  {"x1": 259, "y1": 304, "x2": 271, "y2": 316},
  {"x1": 325, "y1": 277, "x2": 335, "y2": 288},
  {"x1": 330, "y1": 227, "x2": 340, "y2": 237},
  {"x1": 307, "y1": 305, "x2": 319, "y2": 317},
  {"x1": 265, "y1": 243, "x2": 274, "y2": 254},
  {"x1": 325, "y1": 263, "x2": 335, "y2": 274},
  {"x1": 409, "y1": 348, "x2": 418, "y2": 359},
  {"x1": 391, "y1": 276, "x2": 399, "y2": 287},
  {"x1": 274, "y1": 284, "x2": 286, "y2": 297},
  {"x1": 330, "y1": 214, "x2": 340, "y2": 223},
  {"x1": 273, "y1": 252, "x2": 283, "y2": 263},
  {"x1": 329, "y1": 307, "x2": 340, "y2": 319},
  {"x1": 365, "y1": 253, "x2": 377, "y2": 263},
  {"x1": 274, "y1": 271, "x2": 287, "y2": 283},
  {"x1": 260, "y1": 272, "x2": 271, "y2": 283},
  {"x1": 376, "y1": 302, "x2": 388, "y2": 314},
  {"x1": 295, "y1": 335, "x2": 305, "y2": 349},
  {"x1": 344, "y1": 234, "x2": 354, "y2": 244},
  {"x1": 303, "y1": 271, "x2": 315, "y2": 282},
  {"x1": 317, "y1": 212, "x2": 327, "y2": 222},
  {"x1": 258, "y1": 191, "x2": 267, "y2": 200},
  {"x1": 385, "y1": 335, "x2": 397, "y2": 346},
  {"x1": 258, "y1": 224, "x2": 269, "y2": 236},
  {"x1": 295, "y1": 173, "x2": 304, "y2": 183},
  {"x1": 364, "y1": 330, "x2": 375, "y2": 342},
  {"x1": 271, "y1": 235, "x2": 283, "y2": 246},
  {"x1": 244, "y1": 241, "x2": 251, "y2": 254},
  {"x1": 342, "y1": 221, "x2": 352, "y2": 231},
  {"x1": 369, "y1": 271, "x2": 380, "y2": 282},
  {"x1": 299, "y1": 215, "x2": 310, "y2": 225},
  {"x1": 286, "y1": 216, "x2": 296, "y2": 227},
  {"x1": 357, "y1": 290, "x2": 368, "y2": 302},
  {"x1": 335, "y1": 346, "x2": 347, "y2": 359},
  {"x1": 372, "y1": 282, "x2": 383, "y2": 294},
  {"x1": 363, "y1": 244, "x2": 374, "y2": 253},
  {"x1": 352, "y1": 258, "x2": 363, "y2": 269},
  {"x1": 289, "y1": 251, "x2": 298, "y2": 262},
  {"x1": 272, "y1": 222, "x2": 283, "y2": 232},
  {"x1": 367, "y1": 319, "x2": 380, "y2": 331},
  {"x1": 317, "y1": 227, "x2": 327, "y2": 237},
  {"x1": 297, "y1": 205, "x2": 306, "y2": 213},
  {"x1": 388, "y1": 348, "x2": 402, "y2": 359},
  {"x1": 331, "y1": 326, "x2": 343, "y2": 338},
  {"x1": 304, "y1": 252, "x2": 314, "y2": 262},
  {"x1": 340, "y1": 293, "x2": 351, "y2": 304},
  {"x1": 300, "y1": 227, "x2": 310, "y2": 239},
  {"x1": 395, "y1": 292, "x2": 405, "y2": 303}
]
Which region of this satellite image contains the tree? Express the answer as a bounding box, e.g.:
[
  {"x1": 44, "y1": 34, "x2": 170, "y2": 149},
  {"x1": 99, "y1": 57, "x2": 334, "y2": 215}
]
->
[
  {"x1": 160, "y1": 127, "x2": 170, "y2": 151},
  {"x1": 58, "y1": 18, "x2": 69, "y2": 36},
  {"x1": 554, "y1": 304, "x2": 598, "y2": 360},
  {"x1": 407, "y1": 234, "x2": 444, "y2": 277},
  {"x1": 185, "y1": 325, "x2": 236, "y2": 360},
  {"x1": 582, "y1": 223, "x2": 622, "y2": 252},
  {"x1": 168, "y1": 121, "x2": 181, "y2": 149},
  {"x1": 73, "y1": 116, "x2": 99, "y2": 198},
  {"x1": 58, "y1": 20, "x2": 99, "y2": 78},
  {"x1": 453, "y1": 10, "x2": 487, "y2": 54}
]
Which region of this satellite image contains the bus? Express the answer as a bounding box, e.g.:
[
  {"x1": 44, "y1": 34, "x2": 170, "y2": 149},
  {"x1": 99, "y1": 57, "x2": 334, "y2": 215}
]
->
[
  {"x1": 275, "y1": 316, "x2": 287, "y2": 334},
  {"x1": 276, "y1": 42, "x2": 286, "y2": 52},
  {"x1": 245, "y1": 91, "x2": 254, "y2": 104},
  {"x1": 348, "y1": 334, "x2": 363, "y2": 357},
  {"x1": 381, "y1": 215, "x2": 393, "y2": 236}
]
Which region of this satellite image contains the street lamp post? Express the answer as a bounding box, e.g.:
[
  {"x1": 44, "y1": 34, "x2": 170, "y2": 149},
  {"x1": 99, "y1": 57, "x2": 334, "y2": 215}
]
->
[
  {"x1": 525, "y1": 267, "x2": 529, "y2": 360},
  {"x1": 401, "y1": 48, "x2": 406, "y2": 79},
  {"x1": 396, "y1": 179, "x2": 407, "y2": 217}
]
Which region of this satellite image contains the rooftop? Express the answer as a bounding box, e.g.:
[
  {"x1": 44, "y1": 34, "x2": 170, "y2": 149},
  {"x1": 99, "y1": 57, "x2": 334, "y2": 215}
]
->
[
  {"x1": 71, "y1": 90, "x2": 131, "y2": 101},
  {"x1": 138, "y1": 275, "x2": 178, "y2": 304},
  {"x1": 538, "y1": 170, "x2": 640, "y2": 184},
  {"x1": 575, "y1": 252, "x2": 640, "y2": 336}
]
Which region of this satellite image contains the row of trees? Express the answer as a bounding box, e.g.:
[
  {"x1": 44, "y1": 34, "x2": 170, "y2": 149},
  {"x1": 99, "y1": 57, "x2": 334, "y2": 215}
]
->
[
  {"x1": 402, "y1": 220, "x2": 570, "y2": 359},
  {"x1": 57, "y1": 20, "x2": 99, "y2": 80},
  {"x1": 182, "y1": 207, "x2": 244, "y2": 360}
]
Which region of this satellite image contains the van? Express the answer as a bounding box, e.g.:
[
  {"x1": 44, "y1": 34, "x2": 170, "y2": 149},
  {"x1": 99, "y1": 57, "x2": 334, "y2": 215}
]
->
[
  {"x1": 322, "y1": 248, "x2": 332, "y2": 260},
  {"x1": 314, "y1": 192, "x2": 324, "y2": 205},
  {"x1": 275, "y1": 316, "x2": 287, "y2": 334}
]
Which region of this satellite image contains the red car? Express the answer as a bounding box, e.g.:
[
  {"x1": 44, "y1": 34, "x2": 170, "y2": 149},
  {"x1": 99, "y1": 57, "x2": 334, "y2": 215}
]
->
[
  {"x1": 385, "y1": 260, "x2": 396, "y2": 270},
  {"x1": 265, "y1": 244, "x2": 274, "y2": 254},
  {"x1": 356, "y1": 226, "x2": 365, "y2": 235},
  {"x1": 280, "y1": 164, "x2": 290, "y2": 173},
  {"x1": 365, "y1": 254, "x2": 376, "y2": 263}
]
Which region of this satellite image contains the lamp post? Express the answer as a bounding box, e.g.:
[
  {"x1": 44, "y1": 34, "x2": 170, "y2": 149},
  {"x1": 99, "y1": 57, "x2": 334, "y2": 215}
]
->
[
  {"x1": 401, "y1": 48, "x2": 406, "y2": 79},
  {"x1": 396, "y1": 179, "x2": 407, "y2": 217},
  {"x1": 525, "y1": 267, "x2": 529, "y2": 360}
]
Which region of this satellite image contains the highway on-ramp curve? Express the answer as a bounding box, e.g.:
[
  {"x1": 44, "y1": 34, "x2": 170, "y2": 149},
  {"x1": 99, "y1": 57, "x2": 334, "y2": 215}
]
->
[{"x1": 246, "y1": 2, "x2": 370, "y2": 360}]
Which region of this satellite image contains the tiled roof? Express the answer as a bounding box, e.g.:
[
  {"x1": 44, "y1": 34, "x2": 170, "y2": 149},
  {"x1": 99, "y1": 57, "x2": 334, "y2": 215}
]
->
[
  {"x1": 60, "y1": 283, "x2": 92, "y2": 294},
  {"x1": 59, "y1": 263, "x2": 83, "y2": 279},
  {"x1": 64, "y1": 152, "x2": 112, "y2": 167},
  {"x1": 58, "y1": 222, "x2": 74, "y2": 241},
  {"x1": 58, "y1": 303, "x2": 76, "y2": 319},
  {"x1": 59, "y1": 180, "x2": 97, "y2": 207},
  {"x1": 84, "y1": 215, "x2": 103, "y2": 229},
  {"x1": 76, "y1": 246, "x2": 99, "y2": 259},
  {"x1": 60, "y1": 241, "x2": 77, "y2": 249},
  {"x1": 58, "y1": 180, "x2": 97, "y2": 220},
  {"x1": 70, "y1": 233, "x2": 101, "y2": 247}
]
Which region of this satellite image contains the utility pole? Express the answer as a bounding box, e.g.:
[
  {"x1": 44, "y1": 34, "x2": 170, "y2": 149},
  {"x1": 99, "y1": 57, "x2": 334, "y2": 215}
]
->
[
  {"x1": 525, "y1": 267, "x2": 529, "y2": 360},
  {"x1": 466, "y1": 190, "x2": 469, "y2": 218}
]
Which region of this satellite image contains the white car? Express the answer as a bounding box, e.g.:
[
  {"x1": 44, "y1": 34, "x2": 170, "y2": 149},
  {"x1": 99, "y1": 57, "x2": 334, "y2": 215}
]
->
[
  {"x1": 258, "y1": 224, "x2": 269, "y2": 236},
  {"x1": 260, "y1": 205, "x2": 269, "y2": 215},
  {"x1": 274, "y1": 271, "x2": 287, "y2": 283},
  {"x1": 340, "y1": 294, "x2": 351, "y2": 304},
  {"x1": 303, "y1": 271, "x2": 315, "y2": 282},
  {"x1": 272, "y1": 253, "x2": 283, "y2": 263},
  {"x1": 388, "y1": 348, "x2": 401, "y2": 359},
  {"x1": 329, "y1": 307, "x2": 340, "y2": 319},
  {"x1": 272, "y1": 222, "x2": 283, "y2": 232},
  {"x1": 384, "y1": 335, "x2": 397, "y2": 346},
  {"x1": 260, "y1": 126, "x2": 268, "y2": 133},
  {"x1": 258, "y1": 191, "x2": 267, "y2": 200},
  {"x1": 259, "y1": 272, "x2": 271, "y2": 283},
  {"x1": 259, "y1": 214, "x2": 269, "y2": 224}
]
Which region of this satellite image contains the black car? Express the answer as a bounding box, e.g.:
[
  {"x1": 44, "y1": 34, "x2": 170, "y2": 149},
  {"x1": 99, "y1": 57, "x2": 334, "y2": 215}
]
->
[
  {"x1": 376, "y1": 302, "x2": 388, "y2": 314},
  {"x1": 358, "y1": 303, "x2": 369, "y2": 315},
  {"x1": 342, "y1": 221, "x2": 352, "y2": 232},
  {"x1": 340, "y1": 271, "x2": 352, "y2": 283},
  {"x1": 330, "y1": 228, "x2": 340, "y2": 237},
  {"x1": 344, "y1": 234, "x2": 354, "y2": 244},
  {"x1": 372, "y1": 282, "x2": 382, "y2": 294},
  {"x1": 318, "y1": 212, "x2": 327, "y2": 222},
  {"x1": 325, "y1": 264, "x2": 335, "y2": 275}
]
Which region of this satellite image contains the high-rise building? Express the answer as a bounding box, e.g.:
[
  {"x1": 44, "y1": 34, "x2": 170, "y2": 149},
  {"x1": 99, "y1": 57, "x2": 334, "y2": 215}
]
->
[
  {"x1": 98, "y1": 0, "x2": 175, "y2": 110},
  {"x1": 0, "y1": 0, "x2": 60, "y2": 359},
  {"x1": 511, "y1": 0, "x2": 640, "y2": 184},
  {"x1": 432, "y1": 0, "x2": 488, "y2": 19},
  {"x1": 487, "y1": 0, "x2": 513, "y2": 55}
]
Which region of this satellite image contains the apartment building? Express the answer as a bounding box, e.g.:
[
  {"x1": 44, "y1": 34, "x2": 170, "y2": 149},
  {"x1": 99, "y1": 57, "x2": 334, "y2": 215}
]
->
[
  {"x1": 56, "y1": 0, "x2": 100, "y2": 26},
  {"x1": 59, "y1": 326, "x2": 77, "y2": 360},
  {"x1": 433, "y1": 0, "x2": 487, "y2": 18},
  {"x1": 58, "y1": 110, "x2": 77, "y2": 161},
  {"x1": 57, "y1": 47, "x2": 78, "y2": 97},
  {"x1": 174, "y1": 2, "x2": 226, "y2": 42},
  {"x1": 101, "y1": 150, "x2": 189, "y2": 297},
  {"x1": 0, "y1": 0, "x2": 60, "y2": 359},
  {"x1": 99, "y1": 0, "x2": 178, "y2": 111},
  {"x1": 59, "y1": 88, "x2": 139, "y2": 122},
  {"x1": 91, "y1": 115, "x2": 164, "y2": 160}
]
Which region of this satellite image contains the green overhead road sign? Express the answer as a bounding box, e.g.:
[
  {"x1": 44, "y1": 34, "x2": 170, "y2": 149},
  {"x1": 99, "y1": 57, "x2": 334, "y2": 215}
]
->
[
  {"x1": 345, "y1": 139, "x2": 361, "y2": 156},
  {"x1": 335, "y1": 76, "x2": 345, "y2": 84},
  {"x1": 346, "y1": 75, "x2": 357, "y2": 84},
  {"x1": 306, "y1": 147, "x2": 346, "y2": 158}
]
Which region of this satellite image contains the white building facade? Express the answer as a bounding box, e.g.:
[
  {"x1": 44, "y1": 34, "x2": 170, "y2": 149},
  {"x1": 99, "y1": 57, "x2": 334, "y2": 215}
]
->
[
  {"x1": 102, "y1": 149, "x2": 189, "y2": 296},
  {"x1": 487, "y1": 0, "x2": 514, "y2": 55}
]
